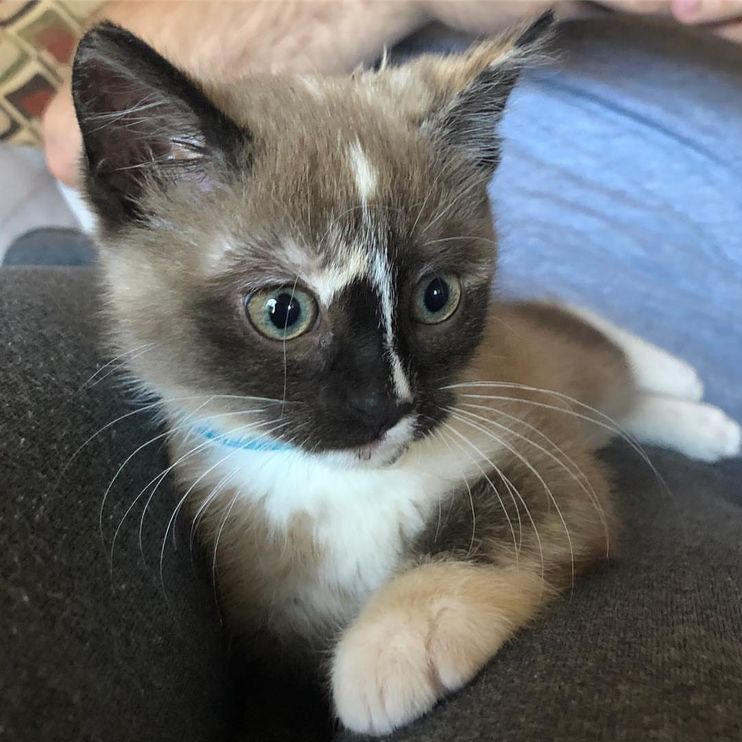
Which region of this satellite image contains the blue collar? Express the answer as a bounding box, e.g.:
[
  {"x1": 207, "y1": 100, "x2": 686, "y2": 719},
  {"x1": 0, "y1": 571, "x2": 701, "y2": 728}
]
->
[{"x1": 196, "y1": 425, "x2": 293, "y2": 452}]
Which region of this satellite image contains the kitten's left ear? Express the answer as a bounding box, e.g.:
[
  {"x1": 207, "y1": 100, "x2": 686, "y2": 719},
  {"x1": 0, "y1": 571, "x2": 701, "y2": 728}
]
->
[
  {"x1": 72, "y1": 22, "x2": 246, "y2": 226},
  {"x1": 421, "y1": 10, "x2": 555, "y2": 174}
]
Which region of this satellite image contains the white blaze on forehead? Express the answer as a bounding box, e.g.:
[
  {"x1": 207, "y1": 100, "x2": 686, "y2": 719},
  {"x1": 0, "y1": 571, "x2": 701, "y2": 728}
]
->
[
  {"x1": 279, "y1": 235, "x2": 367, "y2": 307},
  {"x1": 389, "y1": 353, "x2": 412, "y2": 403},
  {"x1": 348, "y1": 141, "x2": 378, "y2": 205},
  {"x1": 281, "y1": 237, "x2": 312, "y2": 268},
  {"x1": 370, "y1": 249, "x2": 412, "y2": 402},
  {"x1": 309, "y1": 247, "x2": 368, "y2": 306},
  {"x1": 202, "y1": 235, "x2": 237, "y2": 274}
]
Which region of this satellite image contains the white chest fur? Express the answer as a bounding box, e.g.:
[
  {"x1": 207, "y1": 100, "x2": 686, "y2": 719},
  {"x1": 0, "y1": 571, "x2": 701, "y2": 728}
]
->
[{"x1": 189, "y1": 431, "x2": 483, "y2": 636}]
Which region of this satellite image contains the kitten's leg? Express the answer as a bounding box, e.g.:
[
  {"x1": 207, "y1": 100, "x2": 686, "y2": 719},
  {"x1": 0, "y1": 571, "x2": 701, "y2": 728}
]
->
[
  {"x1": 622, "y1": 394, "x2": 741, "y2": 463},
  {"x1": 332, "y1": 562, "x2": 547, "y2": 736},
  {"x1": 561, "y1": 305, "x2": 704, "y2": 401},
  {"x1": 559, "y1": 305, "x2": 741, "y2": 461},
  {"x1": 331, "y1": 417, "x2": 612, "y2": 736}
]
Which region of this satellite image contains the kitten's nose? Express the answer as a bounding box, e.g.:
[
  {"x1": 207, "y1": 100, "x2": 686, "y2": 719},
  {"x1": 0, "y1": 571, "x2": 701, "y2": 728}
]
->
[{"x1": 347, "y1": 392, "x2": 412, "y2": 439}]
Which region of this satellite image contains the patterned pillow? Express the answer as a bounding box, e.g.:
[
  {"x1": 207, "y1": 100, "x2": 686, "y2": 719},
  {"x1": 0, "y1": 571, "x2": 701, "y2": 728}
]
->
[{"x1": 0, "y1": 0, "x2": 102, "y2": 145}]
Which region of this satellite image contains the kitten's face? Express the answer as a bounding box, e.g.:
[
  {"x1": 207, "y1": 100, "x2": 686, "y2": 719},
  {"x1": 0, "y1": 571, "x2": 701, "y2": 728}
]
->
[
  {"x1": 72, "y1": 23, "x2": 541, "y2": 466},
  {"x1": 184, "y1": 125, "x2": 495, "y2": 465}
]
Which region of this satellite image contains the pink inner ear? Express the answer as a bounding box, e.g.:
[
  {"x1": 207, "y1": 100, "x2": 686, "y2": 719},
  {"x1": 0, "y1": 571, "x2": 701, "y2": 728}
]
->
[
  {"x1": 73, "y1": 22, "x2": 244, "y2": 222},
  {"x1": 168, "y1": 136, "x2": 218, "y2": 193},
  {"x1": 79, "y1": 53, "x2": 214, "y2": 185}
]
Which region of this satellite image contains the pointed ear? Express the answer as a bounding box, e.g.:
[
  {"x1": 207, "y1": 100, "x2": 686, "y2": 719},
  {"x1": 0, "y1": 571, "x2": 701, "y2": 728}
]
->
[
  {"x1": 71, "y1": 22, "x2": 246, "y2": 226},
  {"x1": 422, "y1": 10, "x2": 555, "y2": 174}
]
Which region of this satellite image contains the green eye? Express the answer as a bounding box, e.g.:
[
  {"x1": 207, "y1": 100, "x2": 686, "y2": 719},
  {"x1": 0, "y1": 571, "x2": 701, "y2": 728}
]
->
[
  {"x1": 246, "y1": 286, "x2": 318, "y2": 340},
  {"x1": 412, "y1": 273, "x2": 461, "y2": 324}
]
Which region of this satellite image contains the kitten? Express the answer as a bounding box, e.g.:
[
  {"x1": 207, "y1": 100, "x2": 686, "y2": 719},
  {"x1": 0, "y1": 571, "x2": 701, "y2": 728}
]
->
[{"x1": 71, "y1": 14, "x2": 741, "y2": 736}]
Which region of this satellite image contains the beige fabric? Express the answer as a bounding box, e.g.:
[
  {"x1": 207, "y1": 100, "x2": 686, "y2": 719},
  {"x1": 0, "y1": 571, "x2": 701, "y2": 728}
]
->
[{"x1": 0, "y1": 1, "x2": 102, "y2": 145}]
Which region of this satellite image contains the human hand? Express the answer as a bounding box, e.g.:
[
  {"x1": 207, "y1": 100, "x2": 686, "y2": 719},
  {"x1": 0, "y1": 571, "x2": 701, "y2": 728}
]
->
[
  {"x1": 42, "y1": 1, "x2": 588, "y2": 188},
  {"x1": 603, "y1": 0, "x2": 742, "y2": 40},
  {"x1": 43, "y1": 0, "x2": 426, "y2": 187},
  {"x1": 422, "y1": 1, "x2": 586, "y2": 33},
  {"x1": 43, "y1": 0, "x2": 742, "y2": 189}
]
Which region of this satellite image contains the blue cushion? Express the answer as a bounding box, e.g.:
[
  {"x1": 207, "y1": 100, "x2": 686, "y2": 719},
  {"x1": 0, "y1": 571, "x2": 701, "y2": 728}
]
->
[{"x1": 490, "y1": 17, "x2": 742, "y2": 420}]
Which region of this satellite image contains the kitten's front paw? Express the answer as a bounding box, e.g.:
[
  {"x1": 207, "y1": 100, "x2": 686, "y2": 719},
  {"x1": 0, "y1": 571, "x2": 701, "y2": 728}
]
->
[
  {"x1": 332, "y1": 564, "x2": 544, "y2": 736},
  {"x1": 332, "y1": 613, "x2": 439, "y2": 736},
  {"x1": 331, "y1": 603, "x2": 488, "y2": 736}
]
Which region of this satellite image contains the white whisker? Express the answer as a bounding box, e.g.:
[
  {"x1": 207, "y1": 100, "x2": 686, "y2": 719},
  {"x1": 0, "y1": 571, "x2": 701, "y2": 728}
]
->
[
  {"x1": 282, "y1": 276, "x2": 300, "y2": 415},
  {"x1": 454, "y1": 403, "x2": 610, "y2": 558},
  {"x1": 444, "y1": 381, "x2": 668, "y2": 495},
  {"x1": 444, "y1": 408, "x2": 547, "y2": 577},
  {"x1": 105, "y1": 411, "x2": 281, "y2": 570},
  {"x1": 81, "y1": 342, "x2": 155, "y2": 389},
  {"x1": 159, "y1": 444, "x2": 246, "y2": 597},
  {"x1": 135, "y1": 418, "x2": 290, "y2": 566},
  {"x1": 59, "y1": 390, "x2": 303, "y2": 501},
  {"x1": 447, "y1": 408, "x2": 572, "y2": 587},
  {"x1": 442, "y1": 417, "x2": 544, "y2": 579},
  {"x1": 436, "y1": 425, "x2": 479, "y2": 557},
  {"x1": 211, "y1": 491, "x2": 241, "y2": 622},
  {"x1": 189, "y1": 466, "x2": 241, "y2": 560},
  {"x1": 101, "y1": 396, "x2": 217, "y2": 546}
]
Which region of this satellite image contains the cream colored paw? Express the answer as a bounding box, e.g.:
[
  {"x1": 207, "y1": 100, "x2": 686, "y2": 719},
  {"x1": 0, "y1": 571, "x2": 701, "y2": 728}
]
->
[
  {"x1": 623, "y1": 396, "x2": 741, "y2": 463},
  {"x1": 680, "y1": 402, "x2": 742, "y2": 462},
  {"x1": 332, "y1": 564, "x2": 546, "y2": 736},
  {"x1": 332, "y1": 612, "x2": 440, "y2": 736},
  {"x1": 331, "y1": 604, "x2": 485, "y2": 736}
]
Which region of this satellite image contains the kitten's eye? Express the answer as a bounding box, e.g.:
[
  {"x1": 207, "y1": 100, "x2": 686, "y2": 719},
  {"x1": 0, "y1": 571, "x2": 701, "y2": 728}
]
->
[
  {"x1": 246, "y1": 286, "x2": 318, "y2": 340},
  {"x1": 412, "y1": 274, "x2": 461, "y2": 324}
]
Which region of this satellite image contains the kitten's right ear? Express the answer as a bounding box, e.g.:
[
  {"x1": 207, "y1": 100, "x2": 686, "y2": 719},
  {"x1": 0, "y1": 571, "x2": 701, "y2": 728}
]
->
[
  {"x1": 72, "y1": 22, "x2": 246, "y2": 227},
  {"x1": 415, "y1": 11, "x2": 554, "y2": 175}
]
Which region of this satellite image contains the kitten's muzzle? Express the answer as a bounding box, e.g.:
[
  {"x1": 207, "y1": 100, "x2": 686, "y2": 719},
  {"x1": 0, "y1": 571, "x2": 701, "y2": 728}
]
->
[{"x1": 347, "y1": 392, "x2": 413, "y2": 442}]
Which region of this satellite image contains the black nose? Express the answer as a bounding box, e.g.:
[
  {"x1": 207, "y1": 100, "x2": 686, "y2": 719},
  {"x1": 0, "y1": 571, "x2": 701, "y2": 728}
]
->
[{"x1": 347, "y1": 391, "x2": 413, "y2": 439}]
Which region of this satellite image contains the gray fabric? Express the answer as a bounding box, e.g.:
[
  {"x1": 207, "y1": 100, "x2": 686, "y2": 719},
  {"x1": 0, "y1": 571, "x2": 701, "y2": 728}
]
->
[
  {"x1": 3, "y1": 228, "x2": 97, "y2": 267},
  {"x1": 1, "y1": 268, "x2": 232, "y2": 742},
  {"x1": 337, "y1": 448, "x2": 742, "y2": 742}
]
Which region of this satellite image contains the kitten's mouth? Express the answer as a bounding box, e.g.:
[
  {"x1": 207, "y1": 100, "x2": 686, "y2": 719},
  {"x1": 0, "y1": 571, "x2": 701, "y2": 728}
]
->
[
  {"x1": 346, "y1": 416, "x2": 416, "y2": 467},
  {"x1": 354, "y1": 440, "x2": 406, "y2": 466}
]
